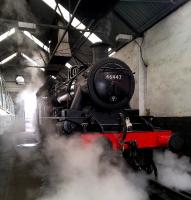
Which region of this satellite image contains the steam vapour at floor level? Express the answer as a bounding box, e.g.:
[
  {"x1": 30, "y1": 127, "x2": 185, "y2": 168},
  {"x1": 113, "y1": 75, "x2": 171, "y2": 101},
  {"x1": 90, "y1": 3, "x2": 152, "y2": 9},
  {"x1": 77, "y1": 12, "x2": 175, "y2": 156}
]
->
[{"x1": 37, "y1": 135, "x2": 148, "y2": 200}]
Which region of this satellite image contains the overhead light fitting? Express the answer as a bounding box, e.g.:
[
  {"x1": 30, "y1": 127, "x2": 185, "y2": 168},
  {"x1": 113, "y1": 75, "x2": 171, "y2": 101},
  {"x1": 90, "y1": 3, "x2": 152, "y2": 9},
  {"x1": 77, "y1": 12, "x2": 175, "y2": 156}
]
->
[
  {"x1": 18, "y1": 21, "x2": 36, "y2": 31},
  {"x1": 16, "y1": 75, "x2": 25, "y2": 85},
  {"x1": 17, "y1": 143, "x2": 39, "y2": 148},
  {"x1": 116, "y1": 34, "x2": 133, "y2": 42},
  {"x1": 42, "y1": 0, "x2": 102, "y2": 44},
  {"x1": 0, "y1": 52, "x2": 17, "y2": 64}
]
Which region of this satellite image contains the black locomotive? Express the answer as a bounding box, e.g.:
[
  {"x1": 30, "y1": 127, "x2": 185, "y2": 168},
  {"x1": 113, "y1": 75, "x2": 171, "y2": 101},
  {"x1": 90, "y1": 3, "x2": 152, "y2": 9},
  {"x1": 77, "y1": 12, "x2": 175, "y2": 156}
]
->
[
  {"x1": 62, "y1": 43, "x2": 137, "y2": 134},
  {"x1": 39, "y1": 43, "x2": 172, "y2": 177}
]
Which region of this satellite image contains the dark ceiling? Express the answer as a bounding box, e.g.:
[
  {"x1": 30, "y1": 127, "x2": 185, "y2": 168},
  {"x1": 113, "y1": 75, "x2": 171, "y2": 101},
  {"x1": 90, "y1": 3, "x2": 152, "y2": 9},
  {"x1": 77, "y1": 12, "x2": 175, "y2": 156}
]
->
[{"x1": 0, "y1": 0, "x2": 189, "y2": 90}]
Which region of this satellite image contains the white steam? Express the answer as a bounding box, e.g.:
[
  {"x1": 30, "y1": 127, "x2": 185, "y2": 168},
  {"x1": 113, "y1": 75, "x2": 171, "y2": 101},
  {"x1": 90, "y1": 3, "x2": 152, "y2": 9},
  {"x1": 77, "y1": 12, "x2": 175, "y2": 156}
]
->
[
  {"x1": 38, "y1": 135, "x2": 148, "y2": 200},
  {"x1": 20, "y1": 68, "x2": 44, "y2": 132},
  {"x1": 154, "y1": 150, "x2": 191, "y2": 190},
  {"x1": 2, "y1": 0, "x2": 36, "y2": 21}
]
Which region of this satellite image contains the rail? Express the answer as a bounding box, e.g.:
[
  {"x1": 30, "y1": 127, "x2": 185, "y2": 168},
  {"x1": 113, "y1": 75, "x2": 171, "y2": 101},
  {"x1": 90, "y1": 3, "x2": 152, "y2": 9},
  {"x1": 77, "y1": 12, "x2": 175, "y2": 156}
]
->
[{"x1": 149, "y1": 180, "x2": 191, "y2": 200}]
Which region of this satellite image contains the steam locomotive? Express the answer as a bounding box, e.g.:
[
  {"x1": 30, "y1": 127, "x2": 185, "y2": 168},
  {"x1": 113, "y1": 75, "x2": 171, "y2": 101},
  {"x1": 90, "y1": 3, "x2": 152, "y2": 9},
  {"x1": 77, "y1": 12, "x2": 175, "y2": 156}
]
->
[{"x1": 44, "y1": 43, "x2": 172, "y2": 177}]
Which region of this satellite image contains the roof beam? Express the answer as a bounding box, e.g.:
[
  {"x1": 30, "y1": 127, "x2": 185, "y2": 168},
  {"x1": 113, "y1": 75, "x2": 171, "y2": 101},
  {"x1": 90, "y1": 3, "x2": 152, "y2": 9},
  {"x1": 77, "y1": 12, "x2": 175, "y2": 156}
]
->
[{"x1": 0, "y1": 18, "x2": 104, "y2": 33}]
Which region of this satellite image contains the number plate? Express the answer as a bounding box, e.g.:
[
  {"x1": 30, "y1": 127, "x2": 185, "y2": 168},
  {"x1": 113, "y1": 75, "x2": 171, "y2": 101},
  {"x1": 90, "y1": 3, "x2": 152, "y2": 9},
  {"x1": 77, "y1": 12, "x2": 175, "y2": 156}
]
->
[{"x1": 105, "y1": 74, "x2": 122, "y2": 80}]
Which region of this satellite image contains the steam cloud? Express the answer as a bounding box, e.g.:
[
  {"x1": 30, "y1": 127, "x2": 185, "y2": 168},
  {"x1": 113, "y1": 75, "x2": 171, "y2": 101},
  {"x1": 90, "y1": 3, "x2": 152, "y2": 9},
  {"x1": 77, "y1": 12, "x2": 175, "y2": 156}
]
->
[
  {"x1": 2, "y1": 0, "x2": 36, "y2": 21},
  {"x1": 1, "y1": 1, "x2": 191, "y2": 197},
  {"x1": 37, "y1": 135, "x2": 148, "y2": 200},
  {"x1": 154, "y1": 150, "x2": 191, "y2": 190}
]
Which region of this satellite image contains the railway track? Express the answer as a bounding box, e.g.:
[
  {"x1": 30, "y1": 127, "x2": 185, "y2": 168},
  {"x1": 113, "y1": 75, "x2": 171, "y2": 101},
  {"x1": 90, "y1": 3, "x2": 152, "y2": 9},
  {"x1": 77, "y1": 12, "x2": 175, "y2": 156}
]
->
[{"x1": 148, "y1": 180, "x2": 191, "y2": 200}]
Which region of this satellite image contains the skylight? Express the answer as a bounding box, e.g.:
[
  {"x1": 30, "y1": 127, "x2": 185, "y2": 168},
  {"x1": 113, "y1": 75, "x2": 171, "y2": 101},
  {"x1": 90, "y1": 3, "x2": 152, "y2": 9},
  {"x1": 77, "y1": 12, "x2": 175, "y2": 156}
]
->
[
  {"x1": 21, "y1": 52, "x2": 38, "y2": 66},
  {"x1": 109, "y1": 51, "x2": 116, "y2": 57},
  {"x1": 21, "y1": 52, "x2": 45, "y2": 71},
  {"x1": 23, "y1": 31, "x2": 50, "y2": 52},
  {"x1": 83, "y1": 32, "x2": 102, "y2": 44},
  {"x1": 42, "y1": 0, "x2": 102, "y2": 44},
  {"x1": 0, "y1": 52, "x2": 17, "y2": 64},
  {"x1": 0, "y1": 28, "x2": 16, "y2": 42}
]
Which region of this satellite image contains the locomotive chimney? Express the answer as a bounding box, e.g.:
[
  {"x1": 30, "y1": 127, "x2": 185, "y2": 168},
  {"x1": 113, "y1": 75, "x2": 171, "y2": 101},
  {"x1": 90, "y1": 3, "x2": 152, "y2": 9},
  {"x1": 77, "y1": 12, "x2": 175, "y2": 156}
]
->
[{"x1": 91, "y1": 42, "x2": 110, "y2": 64}]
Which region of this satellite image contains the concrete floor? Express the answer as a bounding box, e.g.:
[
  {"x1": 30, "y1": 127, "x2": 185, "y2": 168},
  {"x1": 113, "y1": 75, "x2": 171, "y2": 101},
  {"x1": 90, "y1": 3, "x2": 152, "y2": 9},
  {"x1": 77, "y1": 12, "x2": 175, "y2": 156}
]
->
[{"x1": 0, "y1": 134, "x2": 45, "y2": 200}]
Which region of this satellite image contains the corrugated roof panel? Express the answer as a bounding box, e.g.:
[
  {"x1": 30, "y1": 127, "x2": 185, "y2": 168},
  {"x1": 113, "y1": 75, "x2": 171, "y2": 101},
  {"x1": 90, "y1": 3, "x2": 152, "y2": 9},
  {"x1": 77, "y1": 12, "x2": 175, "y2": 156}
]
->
[{"x1": 115, "y1": 0, "x2": 188, "y2": 33}]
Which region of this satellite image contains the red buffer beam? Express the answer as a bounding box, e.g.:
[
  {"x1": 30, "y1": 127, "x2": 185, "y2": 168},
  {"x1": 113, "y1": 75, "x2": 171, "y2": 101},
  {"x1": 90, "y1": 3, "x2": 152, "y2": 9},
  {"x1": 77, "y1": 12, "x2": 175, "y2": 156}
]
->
[{"x1": 80, "y1": 130, "x2": 173, "y2": 150}]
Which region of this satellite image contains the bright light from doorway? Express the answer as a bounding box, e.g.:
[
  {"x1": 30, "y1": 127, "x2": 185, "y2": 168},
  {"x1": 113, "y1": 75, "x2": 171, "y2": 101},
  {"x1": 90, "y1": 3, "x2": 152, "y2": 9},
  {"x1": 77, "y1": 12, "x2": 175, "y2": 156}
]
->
[
  {"x1": 0, "y1": 109, "x2": 8, "y2": 116},
  {"x1": 20, "y1": 90, "x2": 37, "y2": 133},
  {"x1": 0, "y1": 52, "x2": 17, "y2": 64}
]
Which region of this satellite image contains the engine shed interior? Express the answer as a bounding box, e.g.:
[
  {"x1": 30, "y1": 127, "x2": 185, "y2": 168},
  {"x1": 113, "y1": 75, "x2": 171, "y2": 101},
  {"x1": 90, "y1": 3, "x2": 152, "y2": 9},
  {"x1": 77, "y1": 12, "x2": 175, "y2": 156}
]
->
[{"x1": 0, "y1": 0, "x2": 191, "y2": 200}]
